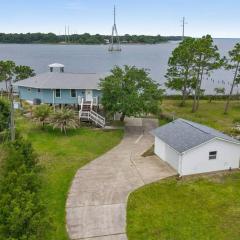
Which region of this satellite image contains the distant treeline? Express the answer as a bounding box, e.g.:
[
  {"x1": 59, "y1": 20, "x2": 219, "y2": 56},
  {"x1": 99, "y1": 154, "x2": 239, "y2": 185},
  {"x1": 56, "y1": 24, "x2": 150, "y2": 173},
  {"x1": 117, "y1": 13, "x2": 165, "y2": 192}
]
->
[{"x1": 0, "y1": 33, "x2": 182, "y2": 44}]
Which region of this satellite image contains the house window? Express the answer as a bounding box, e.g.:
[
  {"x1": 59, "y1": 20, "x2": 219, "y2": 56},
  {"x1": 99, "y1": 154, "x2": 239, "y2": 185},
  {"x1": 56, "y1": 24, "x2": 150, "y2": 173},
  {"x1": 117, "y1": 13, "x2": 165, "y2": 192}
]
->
[
  {"x1": 70, "y1": 89, "x2": 76, "y2": 98},
  {"x1": 37, "y1": 89, "x2": 41, "y2": 93},
  {"x1": 209, "y1": 151, "x2": 217, "y2": 160},
  {"x1": 55, "y1": 89, "x2": 61, "y2": 98}
]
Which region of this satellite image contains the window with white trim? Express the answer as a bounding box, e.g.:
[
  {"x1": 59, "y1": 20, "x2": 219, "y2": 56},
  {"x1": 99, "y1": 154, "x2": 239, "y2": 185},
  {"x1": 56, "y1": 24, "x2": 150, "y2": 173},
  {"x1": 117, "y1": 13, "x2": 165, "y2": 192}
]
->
[
  {"x1": 209, "y1": 151, "x2": 217, "y2": 160},
  {"x1": 70, "y1": 89, "x2": 76, "y2": 98},
  {"x1": 55, "y1": 89, "x2": 61, "y2": 98}
]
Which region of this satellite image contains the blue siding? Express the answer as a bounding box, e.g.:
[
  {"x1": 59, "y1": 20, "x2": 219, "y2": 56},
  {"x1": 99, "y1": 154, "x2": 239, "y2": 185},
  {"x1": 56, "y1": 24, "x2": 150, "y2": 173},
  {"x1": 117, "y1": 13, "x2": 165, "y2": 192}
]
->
[{"x1": 19, "y1": 87, "x2": 102, "y2": 104}]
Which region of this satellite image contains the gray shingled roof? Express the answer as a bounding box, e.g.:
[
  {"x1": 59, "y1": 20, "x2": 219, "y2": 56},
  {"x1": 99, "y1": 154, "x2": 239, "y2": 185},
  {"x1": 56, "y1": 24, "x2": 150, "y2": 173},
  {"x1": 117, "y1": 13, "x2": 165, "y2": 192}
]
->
[
  {"x1": 151, "y1": 118, "x2": 239, "y2": 153},
  {"x1": 13, "y1": 72, "x2": 106, "y2": 90}
]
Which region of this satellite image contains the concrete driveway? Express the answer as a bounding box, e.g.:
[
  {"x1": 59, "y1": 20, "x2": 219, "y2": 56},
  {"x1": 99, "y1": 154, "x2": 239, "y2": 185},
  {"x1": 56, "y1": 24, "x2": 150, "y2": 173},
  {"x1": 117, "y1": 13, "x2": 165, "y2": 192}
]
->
[{"x1": 66, "y1": 118, "x2": 176, "y2": 240}]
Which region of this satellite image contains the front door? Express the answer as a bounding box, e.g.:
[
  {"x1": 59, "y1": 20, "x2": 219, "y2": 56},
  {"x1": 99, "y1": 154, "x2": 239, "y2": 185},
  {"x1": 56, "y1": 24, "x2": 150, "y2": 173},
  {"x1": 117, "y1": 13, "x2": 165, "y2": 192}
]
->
[{"x1": 85, "y1": 90, "x2": 93, "y2": 102}]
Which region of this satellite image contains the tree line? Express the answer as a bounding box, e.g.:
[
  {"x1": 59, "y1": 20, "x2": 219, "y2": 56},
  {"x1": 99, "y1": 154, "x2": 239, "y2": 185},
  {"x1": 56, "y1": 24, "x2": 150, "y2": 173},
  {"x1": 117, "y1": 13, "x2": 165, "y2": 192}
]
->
[
  {"x1": 165, "y1": 35, "x2": 240, "y2": 114},
  {"x1": 0, "y1": 32, "x2": 182, "y2": 44}
]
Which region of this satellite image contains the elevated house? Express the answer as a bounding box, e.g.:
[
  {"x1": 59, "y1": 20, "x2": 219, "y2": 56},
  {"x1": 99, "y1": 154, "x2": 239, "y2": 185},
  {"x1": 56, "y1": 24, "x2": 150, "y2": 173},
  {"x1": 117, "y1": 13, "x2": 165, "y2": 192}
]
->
[
  {"x1": 151, "y1": 118, "x2": 240, "y2": 176},
  {"x1": 14, "y1": 63, "x2": 106, "y2": 127}
]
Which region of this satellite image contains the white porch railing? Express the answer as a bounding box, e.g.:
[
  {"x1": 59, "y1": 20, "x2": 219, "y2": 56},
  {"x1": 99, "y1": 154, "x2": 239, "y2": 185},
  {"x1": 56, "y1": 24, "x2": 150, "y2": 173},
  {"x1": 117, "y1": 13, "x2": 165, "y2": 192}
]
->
[{"x1": 78, "y1": 96, "x2": 98, "y2": 106}]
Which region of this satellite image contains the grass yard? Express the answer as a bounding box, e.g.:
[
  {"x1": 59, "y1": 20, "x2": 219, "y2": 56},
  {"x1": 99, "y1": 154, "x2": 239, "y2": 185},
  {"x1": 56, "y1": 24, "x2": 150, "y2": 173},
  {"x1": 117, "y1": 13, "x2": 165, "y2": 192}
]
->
[
  {"x1": 161, "y1": 99, "x2": 240, "y2": 134},
  {"x1": 16, "y1": 116, "x2": 123, "y2": 240},
  {"x1": 127, "y1": 172, "x2": 240, "y2": 240}
]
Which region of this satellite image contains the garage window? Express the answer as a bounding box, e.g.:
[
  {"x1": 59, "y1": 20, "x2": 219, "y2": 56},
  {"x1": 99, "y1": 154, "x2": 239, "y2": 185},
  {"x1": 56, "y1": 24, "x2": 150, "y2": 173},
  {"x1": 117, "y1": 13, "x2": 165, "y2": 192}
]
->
[{"x1": 209, "y1": 151, "x2": 217, "y2": 160}]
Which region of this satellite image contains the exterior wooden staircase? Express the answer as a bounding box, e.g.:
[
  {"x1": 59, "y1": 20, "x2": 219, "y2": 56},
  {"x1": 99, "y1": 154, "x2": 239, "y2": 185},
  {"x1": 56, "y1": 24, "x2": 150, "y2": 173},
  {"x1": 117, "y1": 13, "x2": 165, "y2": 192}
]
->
[{"x1": 79, "y1": 98, "x2": 105, "y2": 128}]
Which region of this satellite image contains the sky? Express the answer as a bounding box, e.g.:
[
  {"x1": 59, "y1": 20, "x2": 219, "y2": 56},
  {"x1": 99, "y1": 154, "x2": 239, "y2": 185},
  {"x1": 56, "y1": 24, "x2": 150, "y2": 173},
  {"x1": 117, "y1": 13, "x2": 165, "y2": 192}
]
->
[{"x1": 0, "y1": 0, "x2": 240, "y2": 38}]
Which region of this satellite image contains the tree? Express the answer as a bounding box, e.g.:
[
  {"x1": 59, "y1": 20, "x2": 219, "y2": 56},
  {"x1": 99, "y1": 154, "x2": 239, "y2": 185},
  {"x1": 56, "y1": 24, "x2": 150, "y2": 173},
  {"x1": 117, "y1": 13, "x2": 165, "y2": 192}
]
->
[
  {"x1": 100, "y1": 65, "x2": 163, "y2": 121},
  {"x1": 0, "y1": 61, "x2": 35, "y2": 91},
  {"x1": 33, "y1": 104, "x2": 52, "y2": 128},
  {"x1": 0, "y1": 99, "x2": 10, "y2": 142},
  {"x1": 15, "y1": 65, "x2": 35, "y2": 81},
  {"x1": 192, "y1": 35, "x2": 222, "y2": 112},
  {"x1": 51, "y1": 108, "x2": 79, "y2": 134},
  {"x1": 165, "y1": 38, "x2": 196, "y2": 106},
  {"x1": 0, "y1": 60, "x2": 15, "y2": 91},
  {"x1": 224, "y1": 43, "x2": 240, "y2": 114},
  {"x1": 0, "y1": 138, "x2": 51, "y2": 239},
  {"x1": 0, "y1": 99, "x2": 10, "y2": 132}
]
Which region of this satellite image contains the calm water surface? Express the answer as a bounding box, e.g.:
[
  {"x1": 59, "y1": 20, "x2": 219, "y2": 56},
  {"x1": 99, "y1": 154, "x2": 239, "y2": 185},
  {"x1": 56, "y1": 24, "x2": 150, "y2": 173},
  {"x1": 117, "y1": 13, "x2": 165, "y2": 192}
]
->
[{"x1": 0, "y1": 38, "x2": 239, "y2": 94}]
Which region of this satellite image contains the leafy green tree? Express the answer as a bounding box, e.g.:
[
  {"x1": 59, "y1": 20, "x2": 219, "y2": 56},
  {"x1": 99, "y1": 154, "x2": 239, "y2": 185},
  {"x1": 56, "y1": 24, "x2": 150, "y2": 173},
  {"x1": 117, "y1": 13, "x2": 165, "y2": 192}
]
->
[
  {"x1": 0, "y1": 99, "x2": 10, "y2": 142},
  {"x1": 51, "y1": 108, "x2": 79, "y2": 134},
  {"x1": 33, "y1": 104, "x2": 52, "y2": 128},
  {"x1": 192, "y1": 35, "x2": 222, "y2": 112},
  {"x1": 0, "y1": 60, "x2": 16, "y2": 90},
  {"x1": 100, "y1": 65, "x2": 163, "y2": 121},
  {"x1": 0, "y1": 61, "x2": 35, "y2": 91},
  {"x1": 15, "y1": 65, "x2": 35, "y2": 81},
  {"x1": 224, "y1": 43, "x2": 240, "y2": 114},
  {"x1": 0, "y1": 138, "x2": 51, "y2": 239},
  {"x1": 165, "y1": 38, "x2": 196, "y2": 106},
  {"x1": 0, "y1": 98, "x2": 10, "y2": 132}
]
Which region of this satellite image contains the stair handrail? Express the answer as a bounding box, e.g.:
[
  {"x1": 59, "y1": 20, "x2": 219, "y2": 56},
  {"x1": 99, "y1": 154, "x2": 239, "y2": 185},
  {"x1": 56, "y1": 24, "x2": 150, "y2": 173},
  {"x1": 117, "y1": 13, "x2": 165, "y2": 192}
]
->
[
  {"x1": 80, "y1": 97, "x2": 84, "y2": 110},
  {"x1": 90, "y1": 110, "x2": 105, "y2": 127},
  {"x1": 90, "y1": 110, "x2": 105, "y2": 122},
  {"x1": 90, "y1": 100, "x2": 93, "y2": 111}
]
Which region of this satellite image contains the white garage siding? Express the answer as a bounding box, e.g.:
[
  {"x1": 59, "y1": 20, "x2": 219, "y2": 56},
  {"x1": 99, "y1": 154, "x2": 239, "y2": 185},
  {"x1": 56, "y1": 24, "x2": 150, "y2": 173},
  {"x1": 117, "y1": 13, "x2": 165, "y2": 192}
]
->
[
  {"x1": 154, "y1": 137, "x2": 166, "y2": 160},
  {"x1": 154, "y1": 137, "x2": 180, "y2": 171},
  {"x1": 181, "y1": 139, "x2": 240, "y2": 175}
]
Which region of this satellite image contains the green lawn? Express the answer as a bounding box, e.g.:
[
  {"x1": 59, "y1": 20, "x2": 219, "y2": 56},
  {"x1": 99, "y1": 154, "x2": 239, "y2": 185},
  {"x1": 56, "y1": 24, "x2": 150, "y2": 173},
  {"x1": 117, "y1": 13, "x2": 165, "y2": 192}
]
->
[
  {"x1": 127, "y1": 172, "x2": 240, "y2": 240},
  {"x1": 17, "y1": 116, "x2": 123, "y2": 240},
  {"x1": 161, "y1": 100, "x2": 240, "y2": 134}
]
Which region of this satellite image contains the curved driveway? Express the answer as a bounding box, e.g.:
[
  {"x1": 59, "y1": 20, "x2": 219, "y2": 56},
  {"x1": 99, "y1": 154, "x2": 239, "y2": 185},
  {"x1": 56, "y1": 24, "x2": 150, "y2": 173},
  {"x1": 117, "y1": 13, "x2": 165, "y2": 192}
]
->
[{"x1": 66, "y1": 118, "x2": 176, "y2": 240}]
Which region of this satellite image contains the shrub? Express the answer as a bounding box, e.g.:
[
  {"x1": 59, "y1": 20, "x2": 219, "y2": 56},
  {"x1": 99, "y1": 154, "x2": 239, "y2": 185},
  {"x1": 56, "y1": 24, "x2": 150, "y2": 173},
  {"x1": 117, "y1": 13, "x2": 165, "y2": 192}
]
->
[
  {"x1": 51, "y1": 108, "x2": 79, "y2": 134},
  {"x1": 0, "y1": 138, "x2": 51, "y2": 239},
  {"x1": 33, "y1": 104, "x2": 52, "y2": 128},
  {"x1": 0, "y1": 98, "x2": 10, "y2": 133},
  {"x1": 233, "y1": 117, "x2": 240, "y2": 124}
]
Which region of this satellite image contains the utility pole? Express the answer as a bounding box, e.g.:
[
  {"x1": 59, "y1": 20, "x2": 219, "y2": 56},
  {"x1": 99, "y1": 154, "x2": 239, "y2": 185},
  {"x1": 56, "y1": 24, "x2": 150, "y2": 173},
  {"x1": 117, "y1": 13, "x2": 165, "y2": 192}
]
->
[
  {"x1": 68, "y1": 25, "x2": 70, "y2": 43},
  {"x1": 181, "y1": 17, "x2": 187, "y2": 40},
  {"x1": 9, "y1": 83, "x2": 15, "y2": 141},
  {"x1": 65, "y1": 25, "x2": 67, "y2": 43},
  {"x1": 109, "y1": 5, "x2": 121, "y2": 51}
]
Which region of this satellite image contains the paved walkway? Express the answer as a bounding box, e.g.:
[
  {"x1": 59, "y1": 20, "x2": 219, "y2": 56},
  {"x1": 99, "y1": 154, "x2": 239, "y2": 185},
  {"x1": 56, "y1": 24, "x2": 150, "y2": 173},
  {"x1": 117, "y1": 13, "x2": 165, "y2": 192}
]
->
[{"x1": 66, "y1": 118, "x2": 176, "y2": 240}]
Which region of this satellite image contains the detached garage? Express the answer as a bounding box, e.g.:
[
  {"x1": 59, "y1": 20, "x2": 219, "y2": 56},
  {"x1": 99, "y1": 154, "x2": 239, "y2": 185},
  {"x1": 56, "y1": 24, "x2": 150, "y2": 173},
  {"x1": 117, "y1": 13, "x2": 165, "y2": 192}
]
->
[{"x1": 151, "y1": 118, "x2": 240, "y2": 176}]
